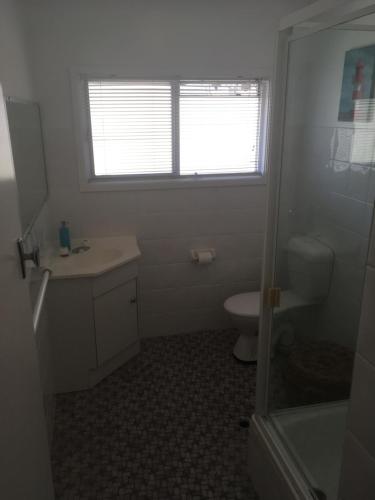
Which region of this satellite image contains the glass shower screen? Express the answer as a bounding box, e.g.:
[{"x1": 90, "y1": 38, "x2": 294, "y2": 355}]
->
[{"x1": 266, "y1": 16, "x2": 375, "y2": 500}]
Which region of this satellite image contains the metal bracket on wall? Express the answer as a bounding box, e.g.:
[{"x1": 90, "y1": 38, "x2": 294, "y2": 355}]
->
[{"x1": 17, "y1": 238, "x2": 40, "y2": 279}]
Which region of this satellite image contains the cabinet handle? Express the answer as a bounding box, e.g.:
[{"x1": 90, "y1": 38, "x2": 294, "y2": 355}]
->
[{"x1": 130, "y1": 297, "x2": 137, "y2": 304}]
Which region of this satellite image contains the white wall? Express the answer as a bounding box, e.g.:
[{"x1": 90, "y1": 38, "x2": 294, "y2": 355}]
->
[
  {"x1": 0, "y1": 0, "x2": 51, "y2": 254},
  {"x1": 20, "y1": 0, "x2": 312, "y2": 337},
  {"x1": 0, "y1": 0, "x2": 34, "y2": 99}
]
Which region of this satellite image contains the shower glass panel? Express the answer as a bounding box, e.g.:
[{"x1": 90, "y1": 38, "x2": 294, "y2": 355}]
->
[{"x1": 267, "y1": 15, "x2": 375, "y2": 500}]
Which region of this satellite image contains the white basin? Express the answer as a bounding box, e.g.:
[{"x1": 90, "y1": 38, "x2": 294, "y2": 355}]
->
[
  {"x1": 43, "y1": 236, "x2": 141, "y2": 279},
  {"x1": 74, "y1": 247, "x2": 123, "y2": 268}
]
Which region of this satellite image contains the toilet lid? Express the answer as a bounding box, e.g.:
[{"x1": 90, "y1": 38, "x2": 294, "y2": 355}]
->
[{"x1": 224, "y1": 291, "x2": 260, "y2": 318}]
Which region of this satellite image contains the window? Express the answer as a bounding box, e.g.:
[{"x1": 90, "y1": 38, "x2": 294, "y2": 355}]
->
[
  {"x1": 179, "y1": 81, "x2": 266, "y2": 176},
  {"x1": 87, "y1": 81, "x2": 173, "y2": 176},
  {"x1": 81, "y1": 77, "x2": 269, "y2": 183}
]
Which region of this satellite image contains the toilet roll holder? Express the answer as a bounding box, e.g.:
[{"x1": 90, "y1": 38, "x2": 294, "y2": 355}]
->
[{"x1": 190, "y1": 248, "x2": 216, "y2": 263}]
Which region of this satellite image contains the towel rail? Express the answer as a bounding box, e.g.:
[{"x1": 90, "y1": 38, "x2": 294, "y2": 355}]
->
[{"x1": 33, "y1": 268, "x2": 51, "y2": 332}]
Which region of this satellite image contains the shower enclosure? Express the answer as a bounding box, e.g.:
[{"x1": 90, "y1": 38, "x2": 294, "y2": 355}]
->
[{"x1": 250, "y1": 1, "x2": 375, "y2": 499}]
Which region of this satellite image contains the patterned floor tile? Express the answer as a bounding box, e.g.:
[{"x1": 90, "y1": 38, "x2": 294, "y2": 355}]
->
[{"x1": 52, "y1": 329, "x2": 258, "y2": 499}]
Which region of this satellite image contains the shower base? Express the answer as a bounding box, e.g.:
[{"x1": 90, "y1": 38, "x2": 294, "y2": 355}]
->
[{"x1": 271, "y1": 401, "x2": 348, "y2": 500}]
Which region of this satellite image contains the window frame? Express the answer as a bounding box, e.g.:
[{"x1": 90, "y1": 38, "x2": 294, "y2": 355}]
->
[{"x1": 71, "y1": 69, "x2": 270, "y2": 192}]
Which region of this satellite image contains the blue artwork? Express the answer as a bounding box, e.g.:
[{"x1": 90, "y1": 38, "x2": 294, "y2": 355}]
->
[{"x1": 338, "y1": 44, "x2": 375, "y2": 122}]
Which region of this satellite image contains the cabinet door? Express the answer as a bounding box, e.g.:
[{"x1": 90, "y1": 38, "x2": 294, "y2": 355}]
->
[{"x1": 94, "y1": 279, "x2": 138, "y2": 365}]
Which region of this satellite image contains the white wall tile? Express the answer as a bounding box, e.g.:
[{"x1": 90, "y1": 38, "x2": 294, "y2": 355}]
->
[
  {"x1": 140, "y1": 285, "x2": 224, "y2": 315},
  {"x1": 339, "y1": 431, "x2": 375, "y2": 500},
  {"x1": 140, "y1": 280, "x2": 260, "y2": 317},
  {"x1": 213, "y1": 233, "x2": 264, "y2": 261},
  {"x1": 131, "y1": 187, "x2": 266, "y2": 336},
  {"x1": 347, "y1": 164, "x2": 371, "y2": 202},
  {"x1": 331, "y1": 160, "x2": 349, "y2": 196},
  {"x1": 319, "y1": 258, "x2": 364, "y2": 347},
  {"x1": 139, "y1": 238, "x2": 193, "y2": 265},
  {"x1": 190, "y1": 208, "x2": 265, "y2": 236},
  {"x1": 137, "y1": 189, "x2": 192, "y2": 214},
  {"x1": 190, "y1": 185, "x2": 266, "y2": 211},
  {"x1": 347, "y1": 354, "x2": 375, "y2": 458},
  {"x1": 367, "y1": 214, "x2": 375, "y2": 268},
  {"x1": 137, "y1": 212, "x2": 193, "y2": 239},
  {"x1": 329, "y1": 193, "x2": 372, "y2": 237},
  {"x1": 330, "y1": 258, "x2": 365, "y2": 303},
  {"x1": 366, "y1": 168, "x2": 375, "y2": 203},
  {"x1": 139, "y1": 258, "x2": 262, "y2": 291},
  {"x1": 307, "y1": 214, "x2": 369, "y2": 272},
  {"x1": 220, "y1": 281, "x2": 260, "y2": 301},
  {"x1": 357, "y1": 266, "x2": 375, "y2": 366},
  {"x1": 140, "y1": 307, "x2": 230, "y2": 338},
  {"x1": 317, "y1": 300, "x2": 362, "y2": 348}
]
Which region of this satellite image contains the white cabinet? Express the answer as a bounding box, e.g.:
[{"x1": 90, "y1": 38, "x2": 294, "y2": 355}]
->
[
  {"x1": 94, "y1": 279, "x2": 138, "y2": 365},
  {"x1": 48, "y1": 260, "x2": 140, "y2": 393}
]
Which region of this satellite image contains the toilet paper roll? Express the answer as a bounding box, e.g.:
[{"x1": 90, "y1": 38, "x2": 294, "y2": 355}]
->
[{"x1": 196, "y1": 250, "x2": 213, "y2": 264}]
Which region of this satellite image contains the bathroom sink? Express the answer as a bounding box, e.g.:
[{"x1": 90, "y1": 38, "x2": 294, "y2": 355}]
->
[
  {"x1": 43, "y1": 236, "x2": 141, "y2": 279},
  {"x1": 76, "y1": 247, "x2": 123, "y2": 268}
]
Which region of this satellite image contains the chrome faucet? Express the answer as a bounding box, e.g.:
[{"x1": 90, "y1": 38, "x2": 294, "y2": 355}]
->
[{"x1": 72, "y1": 239, "x2": 90, "y2": 254}]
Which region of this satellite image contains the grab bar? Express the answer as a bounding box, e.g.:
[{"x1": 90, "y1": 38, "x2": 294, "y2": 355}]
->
[{"x1": 33, "y1": 268, "x2": 51, "y2": 332}]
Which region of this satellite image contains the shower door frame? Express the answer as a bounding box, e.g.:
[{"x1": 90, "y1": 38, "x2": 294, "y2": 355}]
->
[
  {"x1": 252, "y1": 1, "x2": 375, "y2": 498},
  {"x1": 256, "y1": 0, "x2": 375, "y2": 417}
]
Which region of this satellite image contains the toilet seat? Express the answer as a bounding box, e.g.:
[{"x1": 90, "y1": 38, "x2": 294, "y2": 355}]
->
[
  {"x1": 224, "y1": 290, "x2": 309, "y2": 318},
  {"x1": 224, "y1": 292, "x2": 260, "y2": 318}
]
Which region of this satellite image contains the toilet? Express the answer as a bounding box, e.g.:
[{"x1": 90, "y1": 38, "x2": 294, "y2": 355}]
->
[{"x1": 224, "y1": 236, "x2": 334, "y2": 362}]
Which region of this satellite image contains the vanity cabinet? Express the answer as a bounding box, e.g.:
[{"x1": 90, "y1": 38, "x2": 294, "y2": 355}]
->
[
  {"x1": 94, "y1": 279, "x2": 138, "y2": 366},
  {"x1": 46, "y1": 237, "x2": 141, "y2": 393}
]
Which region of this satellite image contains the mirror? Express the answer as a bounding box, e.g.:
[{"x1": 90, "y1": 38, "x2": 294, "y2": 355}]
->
[{"x1": 6, "y1": 98, "x2": 48, "y2": 236}]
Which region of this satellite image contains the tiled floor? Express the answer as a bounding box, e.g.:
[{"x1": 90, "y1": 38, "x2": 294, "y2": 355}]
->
[{"x1": 52, "y1": 329, "x2": 258, "y2": 499}]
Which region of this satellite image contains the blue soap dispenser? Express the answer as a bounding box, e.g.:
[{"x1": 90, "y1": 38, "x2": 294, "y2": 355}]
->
[{"x1": 59, "y1": 220, "x2": 71, "y2": 255}]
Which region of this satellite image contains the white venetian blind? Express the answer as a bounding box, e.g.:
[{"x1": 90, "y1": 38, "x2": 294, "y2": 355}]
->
[
  {"x1": 179, "y1": 80, "x2": 264, "y2": 176},
  {"x1": 87, "y1": 80, "x2": 173, "y2": 176}
]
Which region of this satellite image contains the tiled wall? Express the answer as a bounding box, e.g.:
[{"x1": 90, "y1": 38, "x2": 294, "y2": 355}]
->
[
  {"x1": 277, "y1": 28, "x2": 375, "y2": 349},
  {"x1": 49, "y1": 184, "x2": 266, "y2": 337},
  {"x1": 136, "y1": 185, "x2": 266, "y2": 337},
  {"x1": 297, "y1": 124, "x2": 374, "y2": 348},
  {"x1": 339, "y1": 221, "x2": 375, "y2": 499},
  {"x1": 19, "y1": 0, "x2": 310, "y2": 337},
  {"x1": 277, "y1": 24, "x2": 375, "y2": 497}
]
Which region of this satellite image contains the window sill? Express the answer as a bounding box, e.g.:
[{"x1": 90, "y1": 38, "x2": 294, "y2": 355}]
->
[{"x1": 79, "y1": 174, "x2": 267, "y2": 192}]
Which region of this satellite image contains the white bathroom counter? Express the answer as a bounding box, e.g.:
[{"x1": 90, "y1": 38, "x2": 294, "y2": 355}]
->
[{"x1": 43, "y1": 235, "x2": 141, "y2": 279}]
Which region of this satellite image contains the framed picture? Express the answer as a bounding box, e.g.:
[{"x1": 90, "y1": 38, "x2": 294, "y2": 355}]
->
[{"x1": 338, "y1": 44, "x2": 375, "y2": 122}]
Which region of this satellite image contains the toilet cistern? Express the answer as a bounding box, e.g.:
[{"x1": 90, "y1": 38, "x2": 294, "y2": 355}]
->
[{"x1": 223, "y1": 235, "x2": 334, "y2": 363}]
